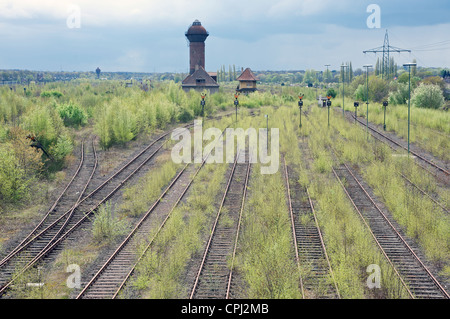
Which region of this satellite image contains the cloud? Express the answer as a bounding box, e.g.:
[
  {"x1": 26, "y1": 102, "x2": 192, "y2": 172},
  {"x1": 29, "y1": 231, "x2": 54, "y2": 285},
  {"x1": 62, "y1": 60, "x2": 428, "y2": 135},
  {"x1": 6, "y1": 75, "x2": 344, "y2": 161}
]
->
[{"x1": 0, "y1": 1, "x2": 448, "y2": 71}]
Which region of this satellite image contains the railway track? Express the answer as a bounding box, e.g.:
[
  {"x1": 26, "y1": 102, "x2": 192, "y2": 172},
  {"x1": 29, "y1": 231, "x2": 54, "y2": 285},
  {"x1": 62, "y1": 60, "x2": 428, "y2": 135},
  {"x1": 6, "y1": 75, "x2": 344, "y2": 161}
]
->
[
  {"x1": 398, "y1": 171, "x2": 449, "y2": 214},
  {"x1": 0, "y1": 125, "x2": 189, "y2": 297},
  {"x1": 190, "y1": 151, "x2": 251, "y2": 299},
  {"x1": 0, "y1": 140, "x2": 98, "y2": 292},
  {"x1": 283, "y1": 158, "x2": 340, "y2": 299},
  {"x1": 332, "y1": 162, "x2": 449, "y2": 299},
  {"x1": 338, "y1": 110, "x2": 449, "y2": 213},
  {"x1": 349, "y1": 111, "x2": 449, "y2": 184},
  {"x1": 304, "y1": 107, "x2": 449, "y2": 299},
  {"x1": 0, "y1": 141, "x2": 90, "y2": 266},
  {"x1": 328, "y1": 110, "x2": 449, "y2": 214},
  {"x1": 76, "y1": 125, "x2": 230, "y2": 299}
]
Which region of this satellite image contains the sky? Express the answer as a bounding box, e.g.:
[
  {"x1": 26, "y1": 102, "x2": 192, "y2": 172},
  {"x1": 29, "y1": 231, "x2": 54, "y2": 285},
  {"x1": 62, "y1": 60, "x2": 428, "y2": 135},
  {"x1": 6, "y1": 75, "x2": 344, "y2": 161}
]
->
[{"x1": 0, "y1": 0, "x2": 449, "y2": 73}]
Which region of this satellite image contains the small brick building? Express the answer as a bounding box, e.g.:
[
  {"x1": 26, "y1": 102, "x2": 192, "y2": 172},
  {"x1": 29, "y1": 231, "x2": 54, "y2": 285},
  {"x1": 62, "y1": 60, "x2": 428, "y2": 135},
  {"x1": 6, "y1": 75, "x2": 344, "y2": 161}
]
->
[{"x1": 236, "y1": 68, "x2": 257, "y2": 93}]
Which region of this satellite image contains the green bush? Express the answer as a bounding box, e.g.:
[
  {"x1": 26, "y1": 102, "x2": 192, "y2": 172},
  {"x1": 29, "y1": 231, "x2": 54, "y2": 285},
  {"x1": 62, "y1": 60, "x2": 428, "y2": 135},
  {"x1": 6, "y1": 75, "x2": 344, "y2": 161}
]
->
[
  {"x1": 57, "y1": 102, "x2": 87, "y2": 127},
  {"x1": 177, "y1": 107, "x2": 194, "y2": 122},
  {"x1": 50, "y1": 134, "x2": 74, "y2": 161},
  {"x1": 0, "y1": 145, "x2": 29, "y2": 203},
  {"x1": 326, "y1": 88, "x2": 337, "y2": 98},
  {"x1": 92, "y1": 202, "x2": 128, "y2": 243},
  {"x1": 40, "y1": 90, "x2": 63, "y2": 98},
  {"x1": 388, "y1": 83, "x2": 409, "y2": 105},
  {"x1": 411, "y1": 83, "x2": 445, "y2": 109}
]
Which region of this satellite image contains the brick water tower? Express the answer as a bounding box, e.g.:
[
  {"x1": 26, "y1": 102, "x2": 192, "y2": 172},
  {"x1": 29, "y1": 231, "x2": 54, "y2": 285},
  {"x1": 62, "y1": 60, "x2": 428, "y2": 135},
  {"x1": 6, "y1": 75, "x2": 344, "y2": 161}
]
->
[{"x1": 185, "y1": 20, "x2": 209, "y2": 75}]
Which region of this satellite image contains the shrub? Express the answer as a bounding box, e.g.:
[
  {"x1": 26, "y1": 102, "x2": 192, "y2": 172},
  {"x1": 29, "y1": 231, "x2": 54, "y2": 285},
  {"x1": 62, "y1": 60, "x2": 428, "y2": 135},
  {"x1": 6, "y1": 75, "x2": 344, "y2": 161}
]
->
[
  {"x1": 0, "y1": 145, "x2": 29, "y2": 203},
  {"x1": 40, "y1": 90, "x2": 63, "y2": 98},
  {"x1": 50, "y1": 134, "x2": 74, "y2": 161},
  {"x1": 177, "y1": 107, "x2": 194, "y2": 122},
  {"x1": 92, "y1": 202, "x2": 128, "y2": 243},
  {"x1": 326, "y1": 88, "x2": 337, "y2": 98},
  {"x1": 57, "y1": 102, "x2": 88, "y2": 127},
  {"x1": 411, "y1": 83, "x2": 445, "y2": 109}
]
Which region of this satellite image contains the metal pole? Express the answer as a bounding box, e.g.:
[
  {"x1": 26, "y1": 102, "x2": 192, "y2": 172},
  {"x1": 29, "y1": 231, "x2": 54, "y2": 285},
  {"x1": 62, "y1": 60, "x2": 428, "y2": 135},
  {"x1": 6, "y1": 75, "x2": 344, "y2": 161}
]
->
[
  {"x1": 366, "y1": 69, "x2": 369, "y2": 140},
  {"x1": 342, "y1": 66, "x2": 345, "y2": 116},
  {"x1": 403, "y1": 62, "x2": 416, "y2": 156},
  {"x1": 383, "y1": 104, "x2": 386, "y2": 131},
  {"x1": 408, "y1": 66, "x2": 411, "y2": 155},
  {"x1": 328, "y1": 102, "x2": 330, "y2": 127},
  {"x1": 325, "y1": 64, "x2": 330, "y2": 88},
  {"x1": 341, "y1": 64, "x2": 348, "y2": 117},
  {"x1": 300, "y1": 109, "x2": 302, "y2": 128},
  {"x1": 363, "y1": 64, "x2": 372, "y2": 141}
]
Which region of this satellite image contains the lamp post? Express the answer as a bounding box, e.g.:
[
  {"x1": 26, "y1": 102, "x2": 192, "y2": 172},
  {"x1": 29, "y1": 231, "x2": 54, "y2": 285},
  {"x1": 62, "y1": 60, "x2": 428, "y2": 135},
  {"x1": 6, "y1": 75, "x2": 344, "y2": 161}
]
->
[
  {"x1": 324, "y1": 64, "x2": 330, "y2": 88},
  {"x1": 341, "y1": 64, "x2": 349, "y2": 117},
  {"x1": 363, "y1": 64, "x2": 372, "y2": 140},
  {"x1": 403, "y1": 62, "x2": 417, "y2": 155}
]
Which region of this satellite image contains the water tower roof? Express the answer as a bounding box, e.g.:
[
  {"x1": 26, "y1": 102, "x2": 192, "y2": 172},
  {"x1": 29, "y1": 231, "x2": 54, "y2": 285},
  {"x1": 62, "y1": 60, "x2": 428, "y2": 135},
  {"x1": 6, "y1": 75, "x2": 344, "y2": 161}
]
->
[{"x1": 186, "y1": 19, "x2": 208, "y2": 36}]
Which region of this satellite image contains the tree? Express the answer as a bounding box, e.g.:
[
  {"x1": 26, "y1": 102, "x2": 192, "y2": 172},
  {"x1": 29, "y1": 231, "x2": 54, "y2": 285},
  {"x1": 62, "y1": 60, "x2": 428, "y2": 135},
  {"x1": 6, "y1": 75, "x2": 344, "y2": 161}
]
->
[
  {"x1": 420, "y1": 76, "x2": 445, "y2": 92},
  {"x1": 326, "y1": 88, "x2": 337, "y2": 98},
  {"x1": 0, "y1": 144, "x2": 29, "y2": 203},
  {"x1": 389, "y1": 83, "x2": 410, "y2": 105},
  {"x1": 354, "y1": 75, "x2": 389, "y2": 102},
  {"x1": 412, "y1": 59, "x2": 417, "y2": 77},
  {"x1": 303, "y1": 69, "x2": 317, "y2": 86},
  {"x1": 411, "y1": 83, "x2": 445, "y2": 109}
]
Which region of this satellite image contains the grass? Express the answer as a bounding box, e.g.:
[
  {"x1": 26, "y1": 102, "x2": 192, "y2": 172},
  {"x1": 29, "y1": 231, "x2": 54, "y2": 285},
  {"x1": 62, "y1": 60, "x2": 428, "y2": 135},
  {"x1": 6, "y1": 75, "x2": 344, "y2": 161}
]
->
[
  {"x1": 127, "y1": 119, "x2": 231, "y2": 298},
  {"x1": 328, "y1": 106, "x2": 450, "y2": 280},
  {"x1": 120, "y1": 152, "x2": 181, "y2": 217},
  {"x1": 235, "y1": 162, "x2": 301, "y2": 299},
  {"x1": 360, "y1": 102, "x2": 450, "y2": 161},
  {"x1": 92, "y1": 201, "x2": 129, "y2": 243},
  {"x1": 130, "y1": 161, "x2": 229, "y2": 298}
]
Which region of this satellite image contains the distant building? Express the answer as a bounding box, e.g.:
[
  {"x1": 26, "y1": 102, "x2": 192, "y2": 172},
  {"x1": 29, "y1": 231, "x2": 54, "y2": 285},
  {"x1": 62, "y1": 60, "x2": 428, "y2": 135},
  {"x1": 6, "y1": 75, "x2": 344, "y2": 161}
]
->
[
  {"x1": 236, "y1": 68, "x2": 257, "y2": 93},
  {"x1": 181, "y1": 66, "x2": 219, "y2": 94},
  {"x1": 182, "y1": 20, "x2": 219, "y2": 93}
]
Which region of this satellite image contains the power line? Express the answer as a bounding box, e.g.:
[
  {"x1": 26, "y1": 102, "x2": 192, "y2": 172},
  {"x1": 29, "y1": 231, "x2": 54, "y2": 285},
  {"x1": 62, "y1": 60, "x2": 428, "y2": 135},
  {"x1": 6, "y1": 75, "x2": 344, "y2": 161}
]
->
[{"x1": 363, "y1": 30, "x2": 410, "y2": 79}]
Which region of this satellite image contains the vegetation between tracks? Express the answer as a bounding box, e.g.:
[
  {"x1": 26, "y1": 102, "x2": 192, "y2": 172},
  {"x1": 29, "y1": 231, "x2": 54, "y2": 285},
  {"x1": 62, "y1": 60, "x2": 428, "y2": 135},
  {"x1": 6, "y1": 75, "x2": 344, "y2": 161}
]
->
[{"x1": 328, "y1": 107, "x2": 450, "y2": 280}]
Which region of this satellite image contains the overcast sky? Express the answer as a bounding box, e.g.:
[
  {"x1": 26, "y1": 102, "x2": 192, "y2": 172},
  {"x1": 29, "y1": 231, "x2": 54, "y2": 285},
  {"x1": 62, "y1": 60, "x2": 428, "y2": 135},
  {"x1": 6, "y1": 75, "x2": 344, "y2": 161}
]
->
[{"x1": 0, "y1": 0, "x2": 449, "y2": 73}]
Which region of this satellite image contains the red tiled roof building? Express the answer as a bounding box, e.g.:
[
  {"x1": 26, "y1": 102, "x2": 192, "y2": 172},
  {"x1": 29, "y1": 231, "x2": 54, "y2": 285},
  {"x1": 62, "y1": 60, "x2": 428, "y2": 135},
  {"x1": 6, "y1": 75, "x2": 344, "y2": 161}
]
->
[{"x1": 236, "y1": 68, "x2": 258, "y2": 93}]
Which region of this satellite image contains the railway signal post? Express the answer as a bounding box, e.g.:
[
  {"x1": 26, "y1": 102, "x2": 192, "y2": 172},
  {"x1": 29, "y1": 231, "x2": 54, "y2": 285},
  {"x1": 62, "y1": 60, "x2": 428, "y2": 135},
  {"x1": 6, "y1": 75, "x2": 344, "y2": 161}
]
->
[
  {"x1": 382, "y1": 100, "x2": 388, "y2": 131},
  {"x1": 234, "y1": 92, "x2": 240, "y2": 124},
  {"x1": 298, "y1": 94, "x2": 304, "y2": 128},
  {"x1": 327, "y1": 96, "x2": 332, "y2": 127},
  {"x1": 354, "y1": 102, "x2": 359, "y2": 123},
  {"x1": 200, "y1": 93, "x2": 206, "y2": 117}
]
